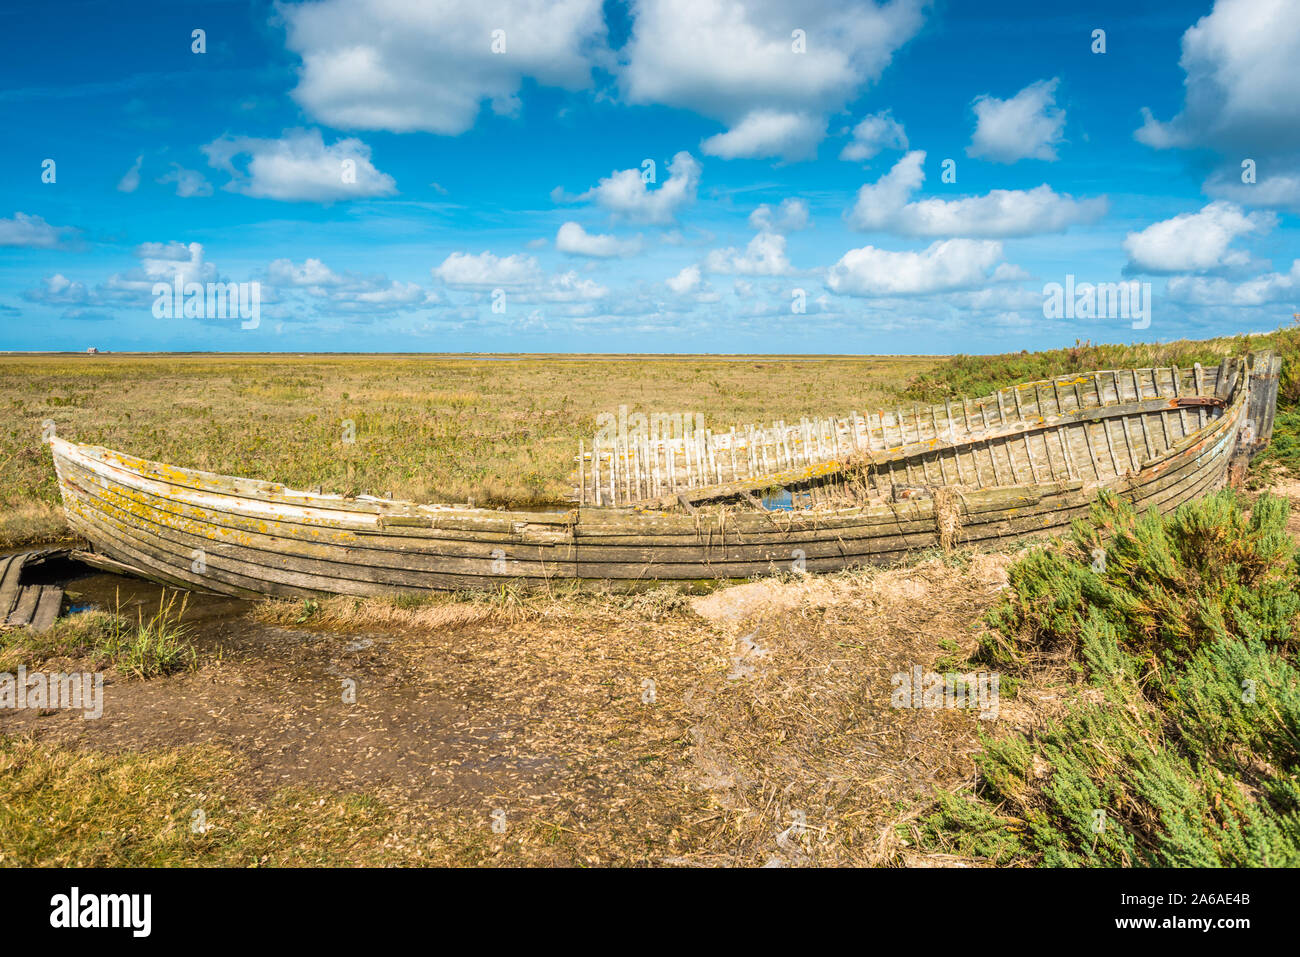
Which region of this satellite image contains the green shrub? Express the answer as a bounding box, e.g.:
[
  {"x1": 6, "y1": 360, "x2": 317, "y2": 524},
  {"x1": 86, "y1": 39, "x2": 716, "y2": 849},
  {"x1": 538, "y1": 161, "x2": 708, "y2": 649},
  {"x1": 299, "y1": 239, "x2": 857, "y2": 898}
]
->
[{"x1": 920, "y1": 490, "x2": 1300, "y2": 866}]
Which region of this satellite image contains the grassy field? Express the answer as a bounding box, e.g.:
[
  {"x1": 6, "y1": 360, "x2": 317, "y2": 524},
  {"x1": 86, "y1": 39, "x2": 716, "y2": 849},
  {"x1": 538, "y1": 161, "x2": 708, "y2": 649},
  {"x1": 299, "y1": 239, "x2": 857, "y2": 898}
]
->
[
  {"x1": 3, "y1": 329, "x2": 1299, "y2": 867},
  {"x1": 5, "y1": 330, "x2": 1297, "y2": 546},
  {"x1": 0, "y1": 353, "x2": 935, "y2": 544}
]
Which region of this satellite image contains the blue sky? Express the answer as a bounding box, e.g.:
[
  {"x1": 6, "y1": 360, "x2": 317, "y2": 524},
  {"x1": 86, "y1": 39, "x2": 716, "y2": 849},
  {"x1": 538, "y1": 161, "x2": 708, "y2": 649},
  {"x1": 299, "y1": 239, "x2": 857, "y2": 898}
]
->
[{"x1": 2, "y1": 0, "x2": 1298, "y2": 354}]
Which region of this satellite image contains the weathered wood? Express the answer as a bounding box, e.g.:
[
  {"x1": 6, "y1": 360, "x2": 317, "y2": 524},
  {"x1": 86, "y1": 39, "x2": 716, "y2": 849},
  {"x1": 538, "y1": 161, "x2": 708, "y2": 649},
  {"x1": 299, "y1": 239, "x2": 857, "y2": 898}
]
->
[
  {"x1": 63, "y1": 418, "x2": 1227, "y2": 590},
  {"x1": 46, "y1": 354, "x2": 1265, "y2": 595},
  {"x1": 30, "y1": 586, "x2": 63, "y2": 633},
  {"x1": 0, "y1": 555, "x2": 20, "y2": 618},
  {"x1": 5, "y1": 586, "x2": 41, "y2": 626}
]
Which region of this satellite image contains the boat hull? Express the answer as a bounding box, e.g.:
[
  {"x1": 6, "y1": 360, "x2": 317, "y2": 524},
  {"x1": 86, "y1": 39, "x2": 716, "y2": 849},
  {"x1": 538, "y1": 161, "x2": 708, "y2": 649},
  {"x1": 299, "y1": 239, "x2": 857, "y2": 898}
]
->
[{"x1": 49, "y1": 355, "x2": 1272, "y2": 598}]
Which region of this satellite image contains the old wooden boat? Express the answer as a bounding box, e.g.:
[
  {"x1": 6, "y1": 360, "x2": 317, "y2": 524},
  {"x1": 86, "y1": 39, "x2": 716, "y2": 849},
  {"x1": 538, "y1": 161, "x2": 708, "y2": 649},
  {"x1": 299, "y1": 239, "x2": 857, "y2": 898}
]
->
[{"x1": 50, "y1": 351, "x2": 1281, "y2": 599}]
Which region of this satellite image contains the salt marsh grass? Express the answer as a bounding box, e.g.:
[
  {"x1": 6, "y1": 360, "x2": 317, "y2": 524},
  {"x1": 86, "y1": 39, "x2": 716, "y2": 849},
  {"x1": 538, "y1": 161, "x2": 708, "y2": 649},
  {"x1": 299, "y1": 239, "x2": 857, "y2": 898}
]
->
[{"x1": 0, "y1": 354, "x2": 937, "y2": 538}]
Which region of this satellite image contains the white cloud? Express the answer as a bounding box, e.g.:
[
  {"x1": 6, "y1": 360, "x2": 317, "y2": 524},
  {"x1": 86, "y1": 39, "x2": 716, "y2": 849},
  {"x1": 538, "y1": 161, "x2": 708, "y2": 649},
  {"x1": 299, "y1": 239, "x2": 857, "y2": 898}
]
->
[
  {"x1": 840, "y1": 109, "x2": 907, "y2": 161},
  {"x1": 661, "y1": 264, "x2": 720, "y2": 302},
  {"x1": 535, "y1": 271, "x2": 607, "y2": 302},
  {"x1": 1135, "y1": 0, "x2": 1300, "y2": 154},
  {"x1": 431, "y1": 252, "x2": 605, "y2": 304},
  {"x1": 267, "y1": 258, "x2": 345, "y2": 287},
  {"x1": 947, "y1": 285, "x2": 1044, "y2": 311},
  {"x1": 25, "y1": 242, "x2": 219, "y2": 309},
  {"x1": 621, "y1": 0, "x2": 927, "y2": 161},
  {"x1": 826, "y1": 239, "x2": 1009, "y2": 296},
  {"x1": 117, "y1": 155, "x2": 143, "y2": 193},
  {"x1": 701, "y1": 111, "x2": 825, "y2": 161},
  {"x1": 24, "y1": 244, "x2": 433, "y2": 323},
  {"x1": 846, "y1": 151, "x2": 1105, "y2": 237},
  {"x1": 575, "y1": 151, "x2": 701, "y2": 224},
  {"x1": 1122, "y1": 201, "x2": 1274, "y2": 274},
  {"x1": 23, "y1": 274, "x2": 90, "y2": 304},
  {"x1": 555, "y1": 221, "x2": 642, "y2": 257},
  {"x1": 846, "y1": 150, "x2": 924, "y2": 227},
  {"x1": 704, "y1": 231, "x2": 793, "y2": 276},
  {"x1": 748, "y1": 198, "x2": 810, "y2": 233},
  {"x1": 123, "y1": 241, "x2": 217, "y2": 288},
  {"x1": 0, "y1": 212, "x2": 72, "y2": 248},
  {"x1": 432, "y1": 251, "x2": 543, "y2": 288},
  {"x1": 666, "y1": 264, "x2": 702, "y2": 294},
  {"x1": 1134, "y1": 1, "x2": 1300, "y2": 215},
  {"x1": 899, "y1": 187, "x2": 1104, "y2": 238},
  {"x1": 266, "y1": 257, "x2": 432, "y2": 313},
  {"x1": 1165, "y1": 261, "x2": 1300, "y2": 306},
  {"x1": 968, "y1": 78, "x2": 1066, "y2": 164},
  {"x1": 330, "y1": 283, "x2": 430, "y2": 309},
  {"x1": 202, "y1": 129, "x2": 397, "y2": 202},
  {"x1": 280, "y1": 0, "x2": 609, "y2": 135},
  {"x1": 1205, "y1": 170, "x2": 1300, "y2": 214},
  {"x1": 158, "y1": 163, "x2": 213, "y2": 198}
]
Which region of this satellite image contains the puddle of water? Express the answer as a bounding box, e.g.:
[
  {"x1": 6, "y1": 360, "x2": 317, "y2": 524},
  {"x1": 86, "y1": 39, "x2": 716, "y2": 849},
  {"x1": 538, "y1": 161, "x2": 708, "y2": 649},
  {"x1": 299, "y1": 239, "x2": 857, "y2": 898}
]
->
[
  {"x1": 60, "y1": 567, "x2": 249, "y2": 626},
  {"x1": 761, "y1": 489, "x2": 795, "y2": 511}
]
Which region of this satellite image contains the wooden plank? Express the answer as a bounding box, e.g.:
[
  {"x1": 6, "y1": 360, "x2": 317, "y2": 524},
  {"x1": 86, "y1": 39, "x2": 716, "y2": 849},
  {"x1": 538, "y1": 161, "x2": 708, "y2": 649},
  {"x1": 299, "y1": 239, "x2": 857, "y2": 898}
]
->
[
  {"x1": 575, "y1": 449, "x2": 1236, "y2": 572},
  {"x1": 66, "y1": 476, "x2": 579, "y2": 586},
  {"x1": 6, "y1": 585, "x2": 40, "y2": 626},
  {"x1": 0, "y1": 555, "x2": 19, "y2": 618},
  {"x1": 30, "y1": 585, "x2": 63, "y2": 633},
  {"x1": 62, "y1": 457, "x2": 574, "y2": 552},
  {"x1": 583, "y1": 428, "x2": 1221, "y2": 550},
  {"x1": 70, "y1": 500, "x2": 569, "y2": 597}
]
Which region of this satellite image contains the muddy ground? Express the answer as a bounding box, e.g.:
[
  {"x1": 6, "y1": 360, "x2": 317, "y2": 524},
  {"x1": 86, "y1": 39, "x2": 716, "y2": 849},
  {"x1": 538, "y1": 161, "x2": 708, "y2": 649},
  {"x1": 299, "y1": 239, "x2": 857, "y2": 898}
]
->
[{"x1": 2, "y1": 543, "x2": 1017, "y2": 866}]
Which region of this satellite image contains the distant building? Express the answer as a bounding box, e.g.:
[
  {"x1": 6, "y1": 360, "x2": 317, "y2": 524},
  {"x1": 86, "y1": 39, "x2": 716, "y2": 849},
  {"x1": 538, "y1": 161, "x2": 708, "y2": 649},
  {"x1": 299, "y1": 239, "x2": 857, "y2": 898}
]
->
[{"x1": 87, "y1": 347, "x2": 98, "y2": 354}]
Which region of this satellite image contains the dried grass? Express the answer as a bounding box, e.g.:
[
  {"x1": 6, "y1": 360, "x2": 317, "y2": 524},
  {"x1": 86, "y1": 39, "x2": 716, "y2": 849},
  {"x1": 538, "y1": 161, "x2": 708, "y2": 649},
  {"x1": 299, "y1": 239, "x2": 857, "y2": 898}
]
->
[
  {"x1": 666, "y1": 553, "x2": 1013, "y2": 866},
  {"x1": 0, "y1": 502, "x2": 68, "y2": 548},
  {"x1": 236, "y1": 551, "x2": 1024, "y2": 865},
  {"x1": 932, "y1": 485, "x2": 966, "y2": 553}
]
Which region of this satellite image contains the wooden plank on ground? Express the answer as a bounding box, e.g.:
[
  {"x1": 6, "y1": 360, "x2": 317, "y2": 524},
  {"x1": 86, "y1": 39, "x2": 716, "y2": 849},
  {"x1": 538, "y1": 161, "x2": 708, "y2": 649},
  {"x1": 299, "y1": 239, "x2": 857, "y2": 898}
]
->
[
  {"x1": 6, "y1": 585, "x2": 40, "y2": 626},
  {"x1": 30, "y1": 586, "x2": 64, "y2": 633},
  {"x1": 0, "y1": 555, "x2": 23, "y2": 619}
]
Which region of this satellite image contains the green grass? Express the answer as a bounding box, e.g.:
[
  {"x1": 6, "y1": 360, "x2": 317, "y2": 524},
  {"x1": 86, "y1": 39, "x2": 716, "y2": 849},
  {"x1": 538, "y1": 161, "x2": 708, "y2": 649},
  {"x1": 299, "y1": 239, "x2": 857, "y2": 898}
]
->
[
  {"x1": 1261, "y1": 410, "x2": 1300, "y2": 473},
  {"x1": 0, "y1": 353, "x2": 938, "y2": 525},
  {"x1": 917, "y1": 490, "x2": 1300, "y2": 866},
  {"x1": 92, "y1": 592, "x2": 196, "y2": 679},
  {"x1": 0, "y1": 592, "x2": 195, "y2": 678},
  {"x1": 0, "y1": 503, "x2": 69, "y2": 548},
  {"x1": 0, "y1": 736, "x2": 412, "y2": 867},
  {"x1": 899, "y1": 327, "x2": 1300, "y2": 413}
]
